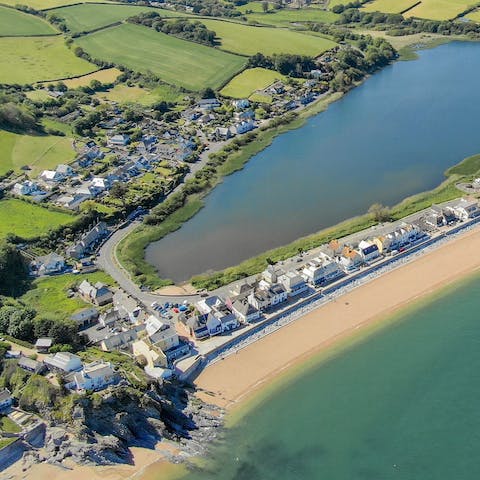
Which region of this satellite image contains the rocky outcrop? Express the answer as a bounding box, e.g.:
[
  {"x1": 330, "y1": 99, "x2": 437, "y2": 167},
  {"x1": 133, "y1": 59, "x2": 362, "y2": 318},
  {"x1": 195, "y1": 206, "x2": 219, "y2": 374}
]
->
[{"x1": 16, "y1": 383, "x2": 224, "y2": 470}]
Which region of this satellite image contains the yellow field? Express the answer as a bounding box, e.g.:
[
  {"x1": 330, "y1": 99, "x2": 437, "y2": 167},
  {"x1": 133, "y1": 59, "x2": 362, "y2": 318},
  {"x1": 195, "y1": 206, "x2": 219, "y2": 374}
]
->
[
  {"x1": 467, "y1": 10, "x2": 480, "y2": 22},
  {"x1": 404, "y1": 0, "x2": 477, "y2": 20},
  {"x1": 95, "y1": 83, "x2": 183, "y2": 105},
  {"x1": 0, "y1": 0, "x2": 116, "y2": 10},
  {"x1": 221, "y1": 68, "x2": 287, "y2": 98},
  {"x1": 363, "y1": 0, "x2": 419, "y2": 14},
  {"x1": 61, "y1": 68, "x2": 122, "y2": 88}
]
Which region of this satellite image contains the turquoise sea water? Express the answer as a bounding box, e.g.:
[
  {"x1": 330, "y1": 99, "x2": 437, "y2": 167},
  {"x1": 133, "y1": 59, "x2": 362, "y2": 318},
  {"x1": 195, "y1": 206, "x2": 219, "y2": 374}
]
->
[
  {"x1": 175, "y1": 274, "x2": 480, "y2": 480},
  {"x1": 147, "y1": 42, "x2": 480, "y2": 282}
]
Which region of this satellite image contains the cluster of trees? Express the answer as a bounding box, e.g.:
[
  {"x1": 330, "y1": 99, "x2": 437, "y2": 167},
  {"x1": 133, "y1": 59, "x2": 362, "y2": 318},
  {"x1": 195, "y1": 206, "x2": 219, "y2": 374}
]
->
[
  {"x1": 338, "y1": 9, "x2": 480, "y2": 37},
  {"x1": 247, "y1": 52, "x2": 315, "y2": 77},
  {"x1": 167, "y1": 0, "x2": 242, "y2": 17},
  {"x1": 0, "y1": 241, "x2": 29, "y2": 297},
  {"x1": 128, "y1": 13, "x2": 217, "y2": 46},
  {"x1": 0, "y1": 302, "x2": 80, "y2": 348},
  {"x1": 331, "y1": 0, "x2": 368, "y2": 14},
  {"x1": 0, "y1": 89, "x2": 40, "y2": 133}
]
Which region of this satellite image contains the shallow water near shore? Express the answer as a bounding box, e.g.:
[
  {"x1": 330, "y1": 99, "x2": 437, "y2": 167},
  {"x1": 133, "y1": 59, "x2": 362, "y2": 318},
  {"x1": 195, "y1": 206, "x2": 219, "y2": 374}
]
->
[
  {"x1": 147, "y1": 41, "x2": 480, "y2": 282},
  {"x1": 161, "y1": 272, "x2": 480, "y2": 480}
]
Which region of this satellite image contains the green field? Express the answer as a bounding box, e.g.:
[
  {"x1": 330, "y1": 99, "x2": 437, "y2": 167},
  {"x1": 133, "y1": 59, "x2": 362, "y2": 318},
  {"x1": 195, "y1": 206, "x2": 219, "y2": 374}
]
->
[
  {"x1": 75, "y1": 23, "x2": 246, "y2": 90},
  {"x1": 0, "y1": 5, "x2": 57, "y2": 35},
  {"x1": 0, "y1": 199, "x2": 76, "y2": 240},
  {"x1": 404, "y1": 0, "x2": 477, "y2": 19},
  {"x1": 467, "y1": 9, "x2": 480, "y2": 22},
  {"x1": 221, "y1": 67, "x2": 287, "y2": 98},
  {"x1": 0, "y1": 0, "x2": 115, "y2": 10},
  {"x1": 49, "y1": 4, "x2": 181, "y2": 33},
  {"x1": 200, "y1": 19, "x2": 337, "y2": 56},
  {"x1": 362, "y1": 0, "x2": 419, "y2": 14},
  {"x1": 96, "y1": 83, "x2": 184, "y2": 105},
  {"x1": 0, "y1": 130, "x2": 76, "y2": 177},
  {"x1": 244, "y1": 7, "x2": 339, "y2": 26},
  {"x1": 0, "y1": 36, "x2": 96, "y2": 84},
  {"x1": 20, "y1": 271, "x2": 114, "y2": 320}
]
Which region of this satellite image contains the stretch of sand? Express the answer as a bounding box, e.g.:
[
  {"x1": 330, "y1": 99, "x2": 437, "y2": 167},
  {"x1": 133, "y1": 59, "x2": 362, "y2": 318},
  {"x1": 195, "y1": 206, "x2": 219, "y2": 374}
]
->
[{"x1": 194, "y1": 226, "x2": 480, "y2": 410}]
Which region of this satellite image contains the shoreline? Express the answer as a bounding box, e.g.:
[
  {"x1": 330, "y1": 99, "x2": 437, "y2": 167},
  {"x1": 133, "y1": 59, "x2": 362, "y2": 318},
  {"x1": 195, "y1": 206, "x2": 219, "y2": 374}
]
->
[{"x1": 192, "y1": 225, "x2": 480, "y2": 415}]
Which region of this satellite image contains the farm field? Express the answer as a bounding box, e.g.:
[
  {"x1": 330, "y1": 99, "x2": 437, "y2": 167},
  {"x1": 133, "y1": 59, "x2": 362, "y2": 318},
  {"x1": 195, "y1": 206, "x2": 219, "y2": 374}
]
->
[
  {"x1": 362, "y1": 0, "x2": 419, "y2": 14},
  {"x1": 50, "y1": 3, "x2": 181, "y2": 33},
  {"x1": 466, "y1": 10, "x2": 480, "y2": 22},
  {"x1": 0, "y1": 0, "x2": 116, "y2": 10},
  {"x1": 221, "y1": 67, "x2": 287, "y2": 98},
  {"x1": 404, "y1": 0, "x2": 477, "y2": 19},
  {"x1": 0, "y1": 36, "x2": 96, "y2": 84},
  {"x1": 0, "y1": 5, "x2": 57, "y2": 35},
  {"x1": 0, "y1": 130, "x2": 76, "y2": 177},
  {"x1": 244, "y1": 7, "x2": 339, "y2": 26},
  {"x1": 0, "y1": 199, "x2": 76, "y2": 240},
  {"x1": 20, "y1": 271, "x2": 115, "y2": 320},
  {"x1": 59, "y1": 68, "x2": 122, "y2": 88},
  {"x1": 96, "y1": 83, "x2": 184, "y2": 105},
  {"x1": 200, "y1": 19, "x2": 337, "y2": 56},
  {"x1": 75, "y1": 23, "x2": 246, "y2": 90}
]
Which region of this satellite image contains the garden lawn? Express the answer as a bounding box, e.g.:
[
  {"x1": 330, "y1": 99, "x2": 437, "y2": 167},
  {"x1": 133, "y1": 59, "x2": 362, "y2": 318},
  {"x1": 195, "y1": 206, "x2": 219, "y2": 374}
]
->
[
  {"x1": 404, "y1": 0, "x2": 477, "y2": 19},
  {"x1": 75, "y1": 24, "x2": 246, "y2": 90},
  {"x1": 199, "y1": 19, "x2": 337, "y2": 56},
  {"x1": 60, "y1": 68, "x2": 122, "y2": 88},
  {"x1": 0, "y1": 130, "x2": 76, "y2": 177},
  {"x1": 0, "y1": 199, "x2": 76, "y2": 240},
  {"x1": 0, "y1": 36, "x2": 96, "y2": 84},
  {"x1": 221, "y1": 67, "x2": 287, "y2": 98},
  {"x1": 49, "y1": 4, "x2": 181, "y2": 33},
  {"x1": 245, "y1": 7, "x2": 339, "y2": 26},
  {"x1": 96, "y1": 83, "x2": 184, "y2": 105},
  {"x1": 19, "y1": 272, "x2": 115, "y2": 320},
  {"x1": 362, "y1": 0, "x2": 419, "y2": 14},
  {"x1": 0, "y1": 416, "x2": 21, "y2": 434},
  {"x1": 0, "y1": 5, "x2": 56, "y2": 35}
]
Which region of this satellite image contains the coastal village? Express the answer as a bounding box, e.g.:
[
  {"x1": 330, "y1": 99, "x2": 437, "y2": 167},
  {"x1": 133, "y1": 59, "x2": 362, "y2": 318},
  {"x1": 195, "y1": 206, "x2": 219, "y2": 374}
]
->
[{"x1": 1, "y1": 195, "x2": 479, "y2": 455}]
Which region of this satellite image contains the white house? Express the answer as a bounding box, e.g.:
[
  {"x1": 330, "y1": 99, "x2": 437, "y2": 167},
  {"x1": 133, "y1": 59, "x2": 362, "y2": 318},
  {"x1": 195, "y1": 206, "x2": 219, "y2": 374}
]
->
[
  {"x1": 40, "y1": 170, "x2": 63, "y2": 182},
  {"x1": 234, "y1": 120, "x2": 255, "y2": 135},
  {"x1": 64, "y1": 361, "x2": 118, "y2": 391},
  {"x1": 44, "y1": 352, "x2": 82, "y2": 373},
  {"x1": 268, "y1": 284, "x2": 288, "y2": 307},
  {"x1": 302, "y1": 255, "x2": 342, "y2": 286},
  {"x1": 35, "y1": 252, "x2": 65, "y2": 275},
  {"x1": 56, "y1": 164, "x2": 74, "y2": 177},
  {"x1": 448, "y1": 198, "x2": 480, "y2": 221},
  {"x1": 338, "y1": 247, "x2": 363, "y2": 272},
  {"x1": 13, "y1": 180, "x2": 42, "y2": 196},
  {"x1": 146, "y1": 315, "x2": 180, "y2": 352},
  {"x1": 278, "y1": 271, "x2": 308, "y2": 296},
  {"x1": 232, "y1": 299, "x2": 261, "y2": 323},
  {"x1": 357, "y1": 240, "x2": 381, "y2": 263},
  {"x1": 0, "y1": 389, "x2": 12, "y2": 412},
  {"x1": 107, "y1": 134, "x2": 130, "y2": 147}
]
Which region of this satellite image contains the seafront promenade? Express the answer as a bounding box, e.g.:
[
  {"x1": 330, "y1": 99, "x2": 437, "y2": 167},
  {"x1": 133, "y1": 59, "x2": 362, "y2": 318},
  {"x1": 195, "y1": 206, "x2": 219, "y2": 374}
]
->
[{"x1": 181, "y1": 212, "x2": 480, "y2": 380}]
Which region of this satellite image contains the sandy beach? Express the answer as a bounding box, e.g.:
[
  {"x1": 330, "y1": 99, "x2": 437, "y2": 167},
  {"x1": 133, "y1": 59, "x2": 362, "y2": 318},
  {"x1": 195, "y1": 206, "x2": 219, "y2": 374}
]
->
[
  {"x1": 194, "y1": 226, "x2": 480, "y2": 410},
  {"x1": 5, "y1": 226, "x2": 480, "y2": 480}
]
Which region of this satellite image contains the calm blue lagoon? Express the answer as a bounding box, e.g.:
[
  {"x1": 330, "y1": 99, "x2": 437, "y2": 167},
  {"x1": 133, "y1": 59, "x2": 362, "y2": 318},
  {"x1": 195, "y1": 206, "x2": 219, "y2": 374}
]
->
[{"x1": 146, "y1": 42, "x2": 480, "y2": 282}]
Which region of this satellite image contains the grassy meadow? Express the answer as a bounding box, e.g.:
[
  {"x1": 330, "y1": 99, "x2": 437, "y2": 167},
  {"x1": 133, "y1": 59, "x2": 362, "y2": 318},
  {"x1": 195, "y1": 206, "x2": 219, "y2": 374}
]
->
[
  {"x1": 221, "y1": 67, "x2": 287, "y2": 98},
  {"x1": 0, "y1": 130, "x2": 76, "y2": 176},
  {"x1": 0, "y1": 5, "x2": 57, "y2": 35},
  {"x1": 404, "y1": 0, "x2": 477, "y2": 19},
  {"x1": 362, "y1": 0, "x2": 419, "y2": 14},
  {"x1": 49, "y1": 3, "x2": 180, "y2": 33},
  {"x1": 59, "y1": 67, "x2": 122, "y2": 88},
  {"x1": 0, "y1": 36, "x2": 95, "y2": 84},
  {"x1": 96, "y1": 83, "x2": 184, "y2": 105},
  {"x1": 200, "y1": 19, "x2": 337, "y2": 56},
  {"x1": 0, "y1": 199, "x2": 76, "y2": 240},
  {"x1": 75, "y1": 23, "x2": 246, "y2": 90},
  {"x1": 467, "y1": 10, "x2": 480, "y2": 22},
  {"x1": 244, "y1": 7, "x2": 339, "y2": 26},
  {"x1": 20, "y1": 272, "x2": 114, "y2": 320}
]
